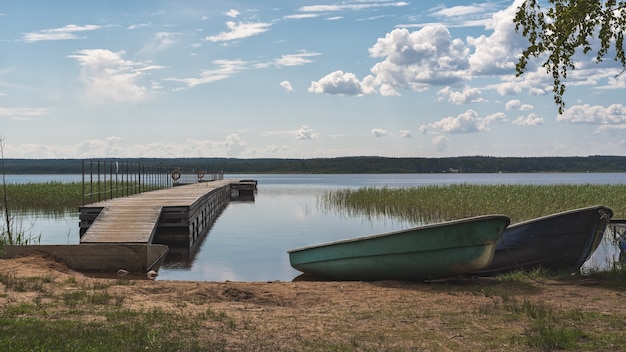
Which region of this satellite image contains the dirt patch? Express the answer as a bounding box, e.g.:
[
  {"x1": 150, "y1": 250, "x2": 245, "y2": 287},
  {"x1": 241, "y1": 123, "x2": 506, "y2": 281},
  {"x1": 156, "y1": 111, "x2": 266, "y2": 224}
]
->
[{"x1": 1, "y1": 255, "x2": 625, "y2": 351}]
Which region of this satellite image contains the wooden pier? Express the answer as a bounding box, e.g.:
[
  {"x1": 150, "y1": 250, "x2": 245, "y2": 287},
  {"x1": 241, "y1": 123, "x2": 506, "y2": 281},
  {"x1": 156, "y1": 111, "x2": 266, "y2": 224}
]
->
[{"x1": 79, "y1": 179, "x2": 256, "y2": 249}]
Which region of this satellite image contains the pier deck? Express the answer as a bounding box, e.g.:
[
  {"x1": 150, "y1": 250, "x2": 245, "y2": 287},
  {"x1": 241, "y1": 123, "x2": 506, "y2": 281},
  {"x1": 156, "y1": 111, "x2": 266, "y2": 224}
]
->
[{"x1": 80, "y1": 179, "x2": 247, "y2": 245}]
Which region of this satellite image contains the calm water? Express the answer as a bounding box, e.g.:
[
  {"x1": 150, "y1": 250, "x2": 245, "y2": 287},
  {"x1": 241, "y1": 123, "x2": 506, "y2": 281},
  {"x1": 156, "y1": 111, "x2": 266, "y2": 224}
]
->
[{"x1": 5, "y1": 173, "x2": 626, "y2": 281}]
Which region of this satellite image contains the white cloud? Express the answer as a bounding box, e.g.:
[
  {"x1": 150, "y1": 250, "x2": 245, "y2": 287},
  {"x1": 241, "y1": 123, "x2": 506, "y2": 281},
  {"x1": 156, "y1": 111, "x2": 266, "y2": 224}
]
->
[
  {"x1": 505, "y1": 99, "x2": 533, "y2": 111},
  {"x1": 308, "y1": 0, "x2": 562, "y2": 99},
  {"x1": 226, "y1": 9, "x2": 240, "y2": 18},
  {"x1": 67, "y1": 49, "x2": 160, "y2": 103},
  {"x1": 594, "y1": 124, "x2": 626, "y2": 133},
  {"x1": 205, "y1": 21, "x2": 272, "y2": 42},
  {"x1": 274, "y1": 51, "x2": 321, "y2": 67},
  {"x1": 369, "y1": 25, "x2": 470, "y2": 93},
  {"x1": 128, "y1": 23, "x2": 151, "y2": 30},
  {"x1": 603, "y1": 71, "x2": 626, "y2": 89},
  {"x1": 296, "y1": 125, "x2": 315, "y2": 140},
  {"x1": 224, "y1": 133, "x2": 247, "y2": 156},
  {"x1": 284, "y1": 14, "x2": 319, "y2": 20},
  {"x1": 482, "y1": 112, "x2": 506, "y2": 125},
  {"x1": 436, "y1": 86, "x2": 485, "y2": 104},
  {"x1": 21, "y1": 24, "x2": 101, "y2": 43},
  {"x1": 513, "y1": 113, "x2": 544, "y2": 126},
  {"x1": 431, "y1": 4, "x2": 497, "y2": 17},
  {"x1": 430, "y1": 110, "x2": 481, "y2": 133},
  {"x1": 299, "y1": 2, "x2": 409, "y2": 12},
  {"x1": 137, "y1": 32, "x2": 178, "y2": 57},
  {"x1": 428, "y1": 109, "x2": 501, "y2": 133},
  {"x1": 559, "y1": 104, "x2": 626, "y2": 125},
  {"x1": 309, "y1": 70, "x2": 376, "y2": 96},
  {"x1": 466, "y1": 0, "x2": 527, "y2": 75},
  {"x1": 167, "y1": 59, "x2": 248, "y2": 87},
  {"x1": 379, "y1": 84, "x2": 401, "y2": 96},
  {"x1": 432, "y1": 135, "x2": 448, "y2": 152},
  {"x1": 310, "y1": 22, "x2": 476, "y2": 96},
  {"x1": 494, "y1": 80, "x2": 523, "y2": 96},
  {"x1": 280, "y1": 80, "x2": 293, "y2": 92},
  {"x1": 263, "y1": 126, "x2": 317, "y2": 140},
  {"x1": 372, "y1": 128, "x2": 390, "y2": 137},
  {"x1": 400, "y1": 130, "x2": 412, "y2": 138},
  {"x1": 425, "y1": 3, "x2": 499, "y2": 28},
  {"x1": 0, "y1": 107, "x2": 49, "y2": 120}
]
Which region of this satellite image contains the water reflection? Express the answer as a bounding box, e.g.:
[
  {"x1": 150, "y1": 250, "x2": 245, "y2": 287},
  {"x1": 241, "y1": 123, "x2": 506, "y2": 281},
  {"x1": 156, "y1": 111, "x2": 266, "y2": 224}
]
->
[
  {"x1": 157, "y1": 186, "x2": 415, "y2": 282},
  {"x1": 8, "y1": 211, "x2": 78, "y2": 245},
  {"x1": 582, "y1": 223, "x2": 626, "y2": 273}
]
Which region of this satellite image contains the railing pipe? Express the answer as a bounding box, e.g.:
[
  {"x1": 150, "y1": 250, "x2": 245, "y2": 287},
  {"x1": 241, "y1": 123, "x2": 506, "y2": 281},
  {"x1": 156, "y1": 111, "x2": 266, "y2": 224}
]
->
[{"x1": 81, "y1": 159, "x2": 224, "y2": 206}]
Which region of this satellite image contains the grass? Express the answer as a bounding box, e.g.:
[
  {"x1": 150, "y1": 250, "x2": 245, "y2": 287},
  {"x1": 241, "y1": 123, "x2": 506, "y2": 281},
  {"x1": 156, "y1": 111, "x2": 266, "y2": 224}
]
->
[
  {"x1": 320, "y1": 183, "x2": 626, "y2": 223},
  {"x1": 1, "y1": 181, "x2": 165, "y2": 213},
  {"x1": 0, "y1": 270, "x2": 625, "y2": 351},
  {"x1": 0, "y1": 315, "x2": 226, "y2": 351},
  {"x1": 0, "y1": 273, "x2": 228, "y2": 351}
]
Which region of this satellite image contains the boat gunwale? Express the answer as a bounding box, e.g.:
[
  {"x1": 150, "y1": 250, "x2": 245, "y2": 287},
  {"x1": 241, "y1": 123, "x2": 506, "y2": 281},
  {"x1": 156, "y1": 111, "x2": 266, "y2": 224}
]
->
[
  {"x1": 287, "y1": 214, "x2": 510, "y2": 254},
  {"x1": 506, "y1": 205, "x2": 613, "y2": 229}
]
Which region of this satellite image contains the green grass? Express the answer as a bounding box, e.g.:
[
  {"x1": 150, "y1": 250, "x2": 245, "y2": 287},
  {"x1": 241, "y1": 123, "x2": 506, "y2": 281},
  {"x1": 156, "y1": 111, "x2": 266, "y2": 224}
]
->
[
  {"x1": 320, "y1": 184, "x2": 626, "y2": 224},
  {"x1": 0, "y1": 274, "x2": 229, "y2": 351},
  {"x1": 2, "y1": 181, "x2": 83, "y2": 212},
  {"x1": 2, "y1": 181, "x2": 163, "y2": 212},
  {"x1": 1, "y1": 271, "x2": 626, "y2": 351},
  {"x1": 0, "y1": 315, "x2": 226, "y2": 352},
  {"x1": 0, "y1": 272, "x2": 51, "y2": 293}
]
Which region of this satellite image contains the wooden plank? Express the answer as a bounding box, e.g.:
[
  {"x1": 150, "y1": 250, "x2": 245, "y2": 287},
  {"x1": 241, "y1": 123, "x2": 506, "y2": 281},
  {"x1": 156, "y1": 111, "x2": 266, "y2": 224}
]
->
[
  {"x1": 81, "y1": 205, "x2": 163, "y2": 244},
  {"x1": 82, "y1": 180, "x2": 233, "y2": 208},
  {"x1": 79, "y1": 179, "x2": 240, "y2": 244}
]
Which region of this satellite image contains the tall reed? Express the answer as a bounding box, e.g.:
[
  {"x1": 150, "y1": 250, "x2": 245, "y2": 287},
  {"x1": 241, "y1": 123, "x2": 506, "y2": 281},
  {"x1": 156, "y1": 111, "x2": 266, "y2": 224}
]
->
[
  {"x1": 320, "y1": 184, "x2": 626, "y2": 224},
  {"x1": 2, "y1": 181, "x2": 160, "y2": 213}
]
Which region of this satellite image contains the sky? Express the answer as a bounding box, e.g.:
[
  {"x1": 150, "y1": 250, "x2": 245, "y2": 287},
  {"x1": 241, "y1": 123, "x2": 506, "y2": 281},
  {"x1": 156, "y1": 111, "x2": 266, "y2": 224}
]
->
[{"x1": 1, "y1": 0, "x2": 625, "y2": 159}]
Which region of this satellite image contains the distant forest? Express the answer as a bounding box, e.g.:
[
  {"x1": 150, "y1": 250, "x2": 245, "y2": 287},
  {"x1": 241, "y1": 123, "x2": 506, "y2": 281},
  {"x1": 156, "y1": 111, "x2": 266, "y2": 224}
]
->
[{"x1": 2, "y1": 156, "x2": 626, "y2": 174}]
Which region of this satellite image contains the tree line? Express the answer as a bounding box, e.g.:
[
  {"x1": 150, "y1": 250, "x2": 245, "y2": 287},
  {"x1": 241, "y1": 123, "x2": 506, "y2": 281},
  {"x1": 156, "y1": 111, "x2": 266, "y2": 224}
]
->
[{"x1": 3, "y1": 156, "x2": 626, "y2": 174}]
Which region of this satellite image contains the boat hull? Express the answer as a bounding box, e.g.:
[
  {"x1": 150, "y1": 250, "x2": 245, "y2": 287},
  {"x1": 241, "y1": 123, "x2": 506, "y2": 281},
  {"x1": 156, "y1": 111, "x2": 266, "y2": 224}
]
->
[
  {"x1": 472, "y1": 205, "x2": 613, "y2": 275},
  {"x1": 289, "y1": 215, "x2": 510, "y2": 281},
  {"x1": 1, "y1": 244, "x2": 169, "y2": 274}
]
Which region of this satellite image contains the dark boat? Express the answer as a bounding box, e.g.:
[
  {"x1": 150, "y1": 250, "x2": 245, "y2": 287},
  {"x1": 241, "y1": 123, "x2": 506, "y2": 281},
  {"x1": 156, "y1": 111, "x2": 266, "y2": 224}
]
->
[{"x1": 471, "y1": 205, "x2": 613, "y2": 276}]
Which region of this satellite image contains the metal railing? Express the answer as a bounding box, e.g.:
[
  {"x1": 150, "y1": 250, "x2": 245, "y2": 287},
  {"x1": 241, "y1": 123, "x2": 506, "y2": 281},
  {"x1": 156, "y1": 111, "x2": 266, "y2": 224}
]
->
[{"x1": 81, "y1": 159, "x2": 224, "y2": 205}]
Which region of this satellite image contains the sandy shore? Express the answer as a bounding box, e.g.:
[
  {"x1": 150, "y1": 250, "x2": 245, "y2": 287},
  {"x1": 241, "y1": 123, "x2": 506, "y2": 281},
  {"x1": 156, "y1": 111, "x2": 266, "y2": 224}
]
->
[{"x1": 1, "y1": 255, "x2": 625, "y2": 351}]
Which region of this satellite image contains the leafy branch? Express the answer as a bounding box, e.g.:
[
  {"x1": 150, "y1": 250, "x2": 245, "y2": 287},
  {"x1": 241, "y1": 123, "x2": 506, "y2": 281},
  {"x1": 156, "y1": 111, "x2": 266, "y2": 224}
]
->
[{"x1": 514, "y1": 0, "x2": 626, "y2": 114}]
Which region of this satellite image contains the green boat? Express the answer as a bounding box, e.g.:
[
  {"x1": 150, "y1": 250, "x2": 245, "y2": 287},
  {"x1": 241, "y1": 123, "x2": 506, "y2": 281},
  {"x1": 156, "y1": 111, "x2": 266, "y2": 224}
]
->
[{"x1": 288, "y1": 215, "x2": 510, "y2": 281}]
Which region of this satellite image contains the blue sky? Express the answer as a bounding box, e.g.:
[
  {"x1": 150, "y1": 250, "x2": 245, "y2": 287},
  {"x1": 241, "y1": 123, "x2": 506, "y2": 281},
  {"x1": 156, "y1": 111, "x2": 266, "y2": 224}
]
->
[{"x1": 1, "y1": 0, "x2": 625, "y2": 159}]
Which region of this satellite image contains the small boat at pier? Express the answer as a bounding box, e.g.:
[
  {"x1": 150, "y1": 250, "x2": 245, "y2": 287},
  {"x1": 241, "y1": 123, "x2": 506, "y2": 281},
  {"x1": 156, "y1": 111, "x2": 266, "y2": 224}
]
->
[
  {"x1": 288, "y1": 215, "x2": 510, "y2": 281},
  {"x1": 471, "y1": 205, "x2": 613, "y2": 276}
]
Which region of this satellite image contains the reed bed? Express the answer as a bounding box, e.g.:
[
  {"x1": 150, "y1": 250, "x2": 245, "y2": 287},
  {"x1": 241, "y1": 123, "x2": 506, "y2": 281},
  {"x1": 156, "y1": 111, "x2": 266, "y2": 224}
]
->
[
  {"x1": 1, "y1": 182, "x2": 83, "y2": 212},
  {"x1": 320, "y1": 184, "x2": 626, "y2": 224},
  {"x1": 1, "y1": 181, "x2": 161, "y2": 213}
]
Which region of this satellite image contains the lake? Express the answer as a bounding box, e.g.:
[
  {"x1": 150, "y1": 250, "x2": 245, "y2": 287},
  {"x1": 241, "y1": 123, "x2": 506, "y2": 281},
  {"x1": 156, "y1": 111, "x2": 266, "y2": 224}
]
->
[{"x1": 5, "y1": 173, "x2": 626, "y2": 281}]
